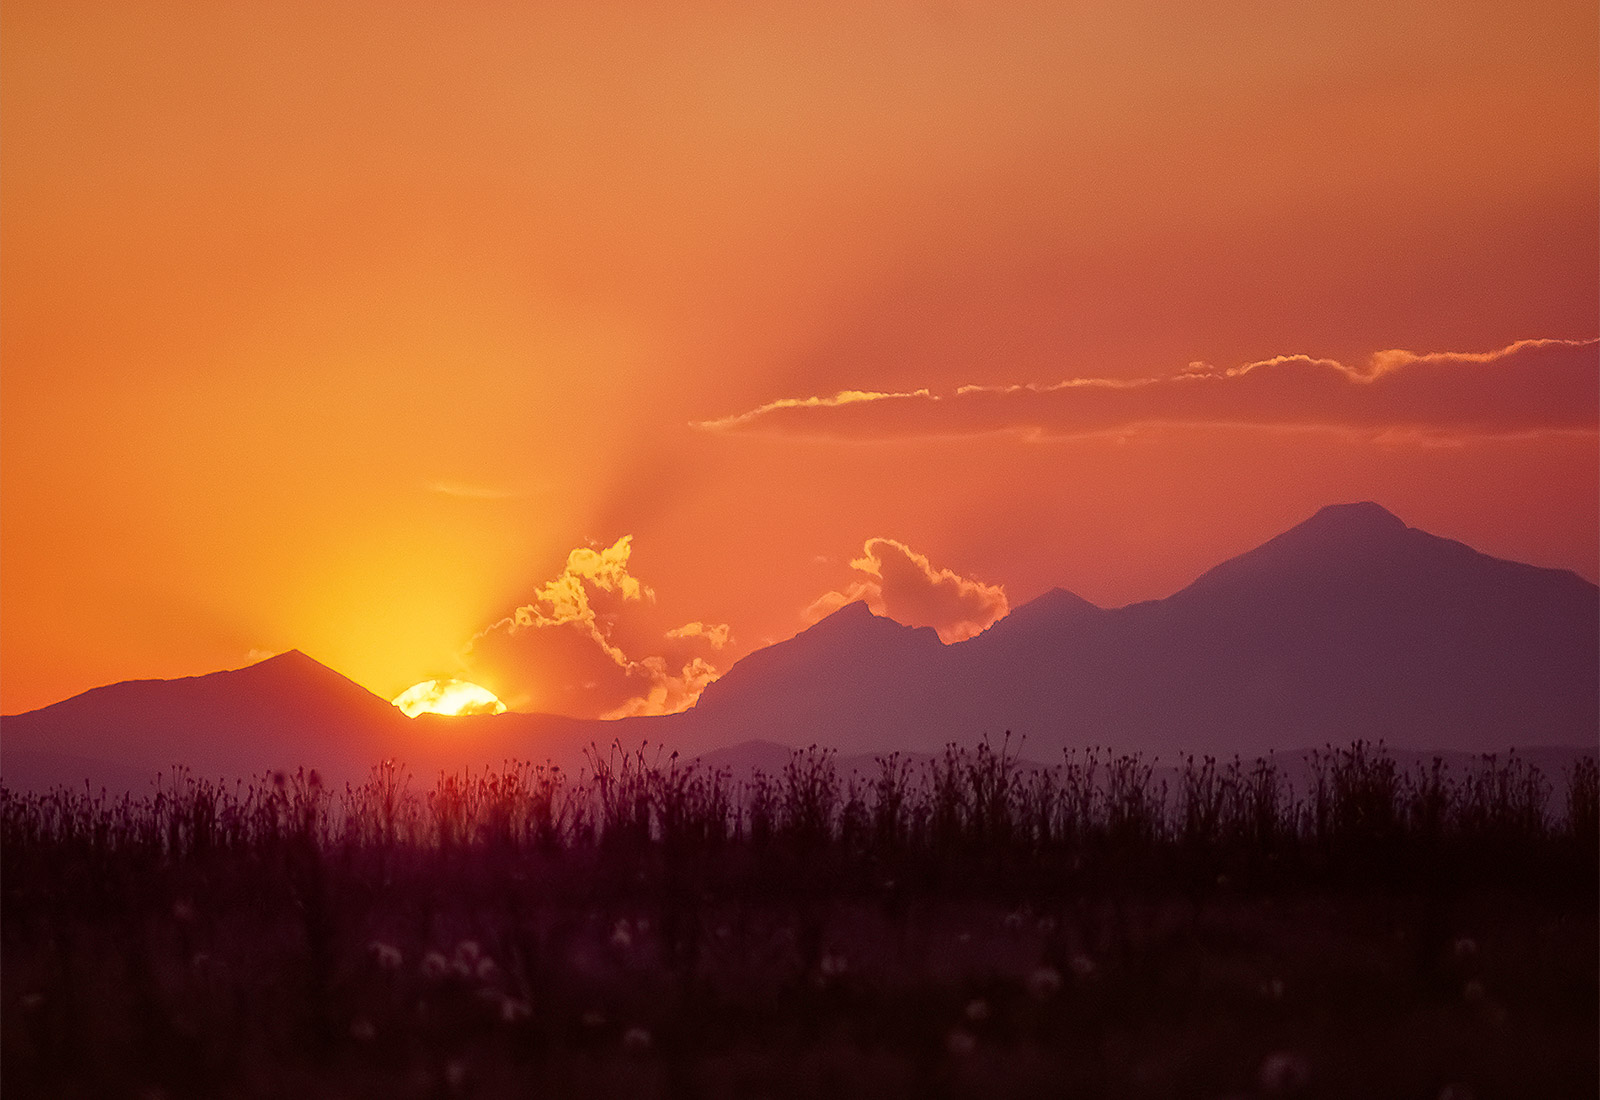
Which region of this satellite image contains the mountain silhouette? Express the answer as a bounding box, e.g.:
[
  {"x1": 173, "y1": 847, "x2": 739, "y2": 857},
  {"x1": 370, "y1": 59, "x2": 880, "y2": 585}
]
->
[
  {"x1": 680, "y1": 502, "x2": 1598, "y2": 758},
  {"x1": 4, "y1": 503, "x2": 1595, "y2": 792},
  {"x1": 0, "y1": 651, "x2": 409, "y2": 791},
  {"x1": 667, "y1": 601, "x2": 944, "y2": 754},
  {"x1": 1117, "y1": 501, "x2": 1599, "y2": 755},
  {"x1": 0, "y1": 647, "x2": 626, "y2": 792}
]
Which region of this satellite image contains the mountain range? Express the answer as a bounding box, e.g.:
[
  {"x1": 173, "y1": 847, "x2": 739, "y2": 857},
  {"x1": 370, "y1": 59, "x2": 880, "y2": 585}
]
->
[{"x1": 3, "y1": 503, "x2": 1595, "y2": 793}]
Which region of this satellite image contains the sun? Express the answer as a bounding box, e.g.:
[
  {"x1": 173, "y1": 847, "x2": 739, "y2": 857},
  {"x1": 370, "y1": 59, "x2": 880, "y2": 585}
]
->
[{"x1": 392, "y1": 679, "x2": 508, "y2": 718}]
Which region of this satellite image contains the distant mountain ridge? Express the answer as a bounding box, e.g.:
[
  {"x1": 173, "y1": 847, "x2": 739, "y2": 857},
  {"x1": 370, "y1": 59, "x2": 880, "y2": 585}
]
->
[
  {"x1": 674, "y1": 502, "x2": 1595, "y2": 759},
  {"x1": 4, "y1": 503, "x2": 1595, "y2": 792}
]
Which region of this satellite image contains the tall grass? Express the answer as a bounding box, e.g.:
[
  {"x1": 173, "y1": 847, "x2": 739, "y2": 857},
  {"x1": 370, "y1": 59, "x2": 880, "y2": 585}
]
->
[{"x1": 5, "y1": 739, "x2": 1593, "y2": 889}]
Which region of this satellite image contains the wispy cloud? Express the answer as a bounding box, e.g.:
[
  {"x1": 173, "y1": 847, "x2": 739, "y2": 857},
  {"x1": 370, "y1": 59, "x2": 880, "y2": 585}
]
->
[
  {"x1": 692, "y1": 388, "x2": 935, "y2": 431},
  {"x1": 696, "y1": 339, "x2": 1598, "y2": 440}
]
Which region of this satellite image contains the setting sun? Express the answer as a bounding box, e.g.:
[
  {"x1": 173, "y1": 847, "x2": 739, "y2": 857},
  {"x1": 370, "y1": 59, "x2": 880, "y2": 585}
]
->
[{"x1": 392, "y1": 679, "x2": 507, "y2": 718}]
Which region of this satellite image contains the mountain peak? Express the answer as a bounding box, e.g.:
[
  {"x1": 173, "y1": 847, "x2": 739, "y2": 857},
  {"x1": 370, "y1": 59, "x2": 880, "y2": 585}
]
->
[
  {"x1": 1247, "y1": 501, "x2": 1413, "y2": 555},
  {"x1": 253, "y1": 648, "x2": 313, "y2": 668},
  {"x1": 963, "y1": 586, "x2": 1104, "y2": 651},
  {"x1": 799, "y1": 600, "x2": 948, "y2": 646},
  {"x1": 1302, "y1": 501, "x2": 1407, "y2": 534},
  {"x1": 238, "y1": 648, "x2": 349, "y2": 684},
  {"x1": 1173, "y1": 502, "x2": 1419, "y2": 599},
  {"x1": 827, "y1": 599, "x2": 876, "y2": 620},
  {"x1": 1020, "y1": 587, "x2": 1102, "y2": 615},
  {"x1": 807, "y1": 599, "x2": 881, "y2": 631},
  {"x1": 688, "y1": 598, "x2": 940, "y2": 717},
  {"x1": 983, "y1": 587, "x2": 1103, "y2": 633}
]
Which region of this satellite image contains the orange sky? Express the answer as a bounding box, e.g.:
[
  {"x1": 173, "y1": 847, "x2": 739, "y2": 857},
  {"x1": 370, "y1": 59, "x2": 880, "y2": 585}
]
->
[{"x1": 3, "y1": 0, "x2": 1596, "y2": 717}]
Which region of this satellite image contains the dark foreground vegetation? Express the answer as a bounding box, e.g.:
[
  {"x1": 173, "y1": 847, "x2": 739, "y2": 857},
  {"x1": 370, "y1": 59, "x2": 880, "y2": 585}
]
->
[{"x1": 4, "y1": 739, "x2": 1596, "y2": 1099}]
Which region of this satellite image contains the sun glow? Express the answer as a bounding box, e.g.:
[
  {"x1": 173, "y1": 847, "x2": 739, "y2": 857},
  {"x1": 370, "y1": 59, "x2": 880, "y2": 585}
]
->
[{"x1": 392, "y1": 679, "x2": 508, "y2": 718}]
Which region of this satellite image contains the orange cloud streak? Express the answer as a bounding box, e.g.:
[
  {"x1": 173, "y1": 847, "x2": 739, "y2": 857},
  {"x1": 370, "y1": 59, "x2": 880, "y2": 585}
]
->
[{"x1": 699, "y1": 339, "x2": 1598, "y2": 440}]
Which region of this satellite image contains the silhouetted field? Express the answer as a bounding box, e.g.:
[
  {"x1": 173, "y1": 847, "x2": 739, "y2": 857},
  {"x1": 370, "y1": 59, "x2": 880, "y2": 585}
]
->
[{"x1": 4, "y1": 740, "x2": 1596, "y2": 1099}]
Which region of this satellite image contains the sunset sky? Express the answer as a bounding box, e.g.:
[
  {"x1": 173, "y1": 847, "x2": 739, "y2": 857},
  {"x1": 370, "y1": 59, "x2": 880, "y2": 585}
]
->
[{"x1": 3, "y1": 0, "x2": 1595, "y2": 718}]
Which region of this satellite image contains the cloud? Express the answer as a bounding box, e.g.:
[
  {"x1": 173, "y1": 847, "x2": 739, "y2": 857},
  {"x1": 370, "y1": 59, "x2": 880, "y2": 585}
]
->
[
  {"x1": 479, "y1": 535, "x2": 653, "y2": 669},
  {"x1": 806, "y1": 537, "x2": 1008, "y2": 643},
  {"x1": 665, "y1": 621, "x2": 732, "y2": 649},
  {"x1": 601, "y1": 655, "x2": 720, "y2": 720},
  {"x1": 695, "y1": 338, "x2": 1599, "y2": 440},
  {"x1": 471, "y1": 536, "x2": 724, "y2": 718},
  {"x1": 691, "y1": 388, "x2": 934, "y2": 430}
]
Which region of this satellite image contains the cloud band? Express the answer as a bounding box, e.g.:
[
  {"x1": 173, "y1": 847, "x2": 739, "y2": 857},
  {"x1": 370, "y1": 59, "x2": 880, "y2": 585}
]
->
[{"x1": 695, "y1": 339, "x2": 1598, "y2": 440}]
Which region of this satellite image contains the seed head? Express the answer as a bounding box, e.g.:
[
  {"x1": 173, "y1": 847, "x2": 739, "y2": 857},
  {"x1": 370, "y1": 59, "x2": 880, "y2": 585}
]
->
[
  {"x1": 1257, "y1": 1051, "x2": 1311, "y2": 1095},
  {"x1": 367, "y1": 941, "x2": 403, "y2": 971},
  {"x1": 1027, "y1": 965, "x2": 1063, "y2": 1000},
  {"x1": 946, "y1": 1028, "x2": 977, "y2": 1057}
]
